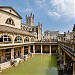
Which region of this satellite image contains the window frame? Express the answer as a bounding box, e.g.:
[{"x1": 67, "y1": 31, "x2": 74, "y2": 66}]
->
[{"x1": 5, "y1": 18, "x2": 15, "y2": 25}]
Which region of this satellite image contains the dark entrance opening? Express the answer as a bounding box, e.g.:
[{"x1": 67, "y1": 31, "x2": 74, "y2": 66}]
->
[
  {"x1": 24, "y1": 46, "x2": 28, "y2": 55},
  {"x1": 51, "y1": 45, "x2": 58, "y2": 54},
  {"x1": 5, "y1": 49, "x2": 11, "y2": 61},
  {"x1": 35, "y1": 45, "x2": 41, "y2": 53},
  {"x1": 30, "y1": 45, "x2": 33, "y2": 53},
  {"x1": 42, "y1": 45, "x2": 50, "y2": 53}
]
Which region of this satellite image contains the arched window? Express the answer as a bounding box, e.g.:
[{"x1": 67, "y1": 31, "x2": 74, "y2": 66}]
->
[
  {"x1": 0, "y1": 35, "x2": 11, "y2": 42},
  {"x1": 6, "y1": 18, "x2": 14, "y2": 25},
  {"x1": 15, "y1": 36, "x2": 22, "y2": 43},
  {"x1": 24, "y1": 37, "x2": 29, "y2": 42}
]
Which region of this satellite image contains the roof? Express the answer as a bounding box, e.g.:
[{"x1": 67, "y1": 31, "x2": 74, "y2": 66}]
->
[
  {"x1": 0, "y1": 25, "x2": 34, "y2": 37},
  {"x1": 58, "y1": 34, "x2": 64, "y2": 37},
  {"x1": 0, "y1": 6, "x2": 22, "y2": 19},
  {"x1": 44, "y1": 30, "x2": 59, "y2": 34},
  {"x1": 70, "y1": 32, "x2": 75, "y2": 34},
  {"x1": 21, "y1": 23, "x2": 37, "y2": 28}
]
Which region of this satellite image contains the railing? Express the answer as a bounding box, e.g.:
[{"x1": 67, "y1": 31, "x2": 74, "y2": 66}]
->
[
  {"x1": 14, "y1": 41, "x2": 23, "y2": 43},
  {"x1": 0, "y1": 42, "x2": 12, "y2": 44},
  {"x1": 60, "y1": 44, "x2": 75, "y2": 57}
]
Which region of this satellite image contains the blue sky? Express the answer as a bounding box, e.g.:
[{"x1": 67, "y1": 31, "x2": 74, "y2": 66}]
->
[{"x1": 0, "y1": 0, "x2": 75, "y2": 33}]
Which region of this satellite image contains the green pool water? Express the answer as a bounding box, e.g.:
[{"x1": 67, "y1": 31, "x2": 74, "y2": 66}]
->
[{"x1": 1, "y1": 54, "x2": 58, "y2": 75}]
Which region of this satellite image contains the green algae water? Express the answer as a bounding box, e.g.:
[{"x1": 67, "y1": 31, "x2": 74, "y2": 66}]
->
[{"x1": 1, "y1": 54, "x2": 58, "y2": 75}]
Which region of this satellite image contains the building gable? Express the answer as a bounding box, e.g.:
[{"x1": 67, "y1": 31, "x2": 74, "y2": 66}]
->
[{"x1": 0, "y1": 6, "x2": 22, "y2": 19}]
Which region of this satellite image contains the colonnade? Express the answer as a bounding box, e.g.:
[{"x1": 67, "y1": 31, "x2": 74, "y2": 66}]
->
[
  {"x1": 10, "y1": 44, "x2": 52, "y2": 60},
  {"x1": 58, "y1": 44, "x2": 75, "y2": 75},
  {"x1": 11, "y1": 46, "x2": 24, "y2": 59},
  {"x1": 32, "y1": 45, "x2": 52, "y2": 54}
]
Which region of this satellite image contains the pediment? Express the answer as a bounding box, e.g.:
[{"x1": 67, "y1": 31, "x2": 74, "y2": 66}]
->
[{"x1": 0, "y1": 6, "x2": 22, "y2": 19}]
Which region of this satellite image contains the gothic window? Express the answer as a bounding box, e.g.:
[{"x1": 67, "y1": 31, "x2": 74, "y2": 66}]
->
[
  {"x1": 47, "y1": 32, "x2": 48, "y2": 36},
  {"x1": 0, "y1": 35, "x2": 11, "y2": 42},
  {"x1": 26, "y1": 19, "x2": 28, "y2": 23},
  {"x1": 15, "y1": 36, "x2": 22, "y2": 43},
  {"x1": 6, "y1": 18, "x2": 15, "y2": 25},
  {"x1": 24, "y1": 37, "x2": 29, "y2": 42}
]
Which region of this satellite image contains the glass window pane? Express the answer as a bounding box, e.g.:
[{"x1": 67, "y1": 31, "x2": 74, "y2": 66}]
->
[{"x1": 0, "y1": 38, "x2": 3, "y2": 42}]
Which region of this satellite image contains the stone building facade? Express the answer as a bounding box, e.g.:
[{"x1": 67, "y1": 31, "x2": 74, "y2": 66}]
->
[
  {"x1": 0, "y1": 6, "x2": 43, "y2": 64},
  {"x1": 0, "y1": 6, "x2": 75, "y2": 74},
  {"x1": 44, "y1": 30, "x2": 59, "y2": 42},
  {"x1": 70, "y1": 24, "x2": 75, "y2": 43},
  {"x1": 0, "y1": 6, "x2": 35, "y2": 63}
]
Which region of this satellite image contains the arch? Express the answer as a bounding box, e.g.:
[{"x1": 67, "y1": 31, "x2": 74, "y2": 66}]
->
[
  {"x1": 6, "y1": 18, "x2": 15, "y2": 25},
  {"x1": 24, "y1": 37, "x2": 29, "y2": 42},
  {"x1": 14, "y1": 36, "x2": 22, "y2": 43},
  {"x1": 0, "y1": 35, "x2": 12, "y2": 42}
]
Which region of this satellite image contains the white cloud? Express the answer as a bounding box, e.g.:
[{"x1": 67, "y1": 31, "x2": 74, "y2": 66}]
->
[
  {"x1": 48, "y1": 10, "x2": 61, "y2": 18},
  {"x1": 16, "y1": 7, "x2": 32, "y2": 13},
  {"x1": 24, "y1": 8, "x2": 32, "y2": 12},
  {"x1": 34, "y1": 0, "x2": 74, "y2": 19},
  {"x1": 34, "y1": 0, "x2": 46, "y2": 8},
  {"x1": 50, "y1": 0, "x2": 74, "y2": 19}
]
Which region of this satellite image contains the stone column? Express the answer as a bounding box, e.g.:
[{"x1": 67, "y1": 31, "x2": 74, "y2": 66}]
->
[
  {"x1": 50, "y1": 45, "x2": 51, "y2": 54},
  {"x1": 73, "y1": 61, "x2": 75, "y2": 75},
  {"x1": 22, "y1": 36, "x2": 24, "y2": 43},
  {"x1": 21, "y1": 46, "x2": 24, "y2": 58},
  {"x1": 73, "y1": 44, "x2": 75, "y2": 50},
  {"x1": 12, "y1": 37, "x2": 14, "y2": 44},
  {"x1": 12, "y1": 35, "x2": 15, "y2": 44},
  {"x1": 33, "y1": 45, "x2": 35, "y2": 53},
  {"x1": 58, "y1": 45, "x2": 60, "y2": 54},
  {"x1": 28, "y1": 45, "x2": 31, "y2": 53},
  {"x1": 64, "y1": 52, "x2": 66, "y2": 65},
  {"x1": 59, "y1": 47, "x2": 62, "y2": 55},
  {"x1": 11, "y1": 48, "x2": 14, "y2": 59},
  {"x1": 41, "y1": 45, "x2": 42, "y2": 54},
  {"x1": 58, "y1": 45, "x2": 61, "y2": 55}
]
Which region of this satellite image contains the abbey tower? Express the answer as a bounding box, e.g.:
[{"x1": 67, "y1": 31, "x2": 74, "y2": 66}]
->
[{"x1": 26, "y1": 13, "x2": 34, "y2": 26}]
